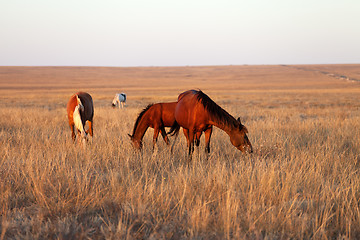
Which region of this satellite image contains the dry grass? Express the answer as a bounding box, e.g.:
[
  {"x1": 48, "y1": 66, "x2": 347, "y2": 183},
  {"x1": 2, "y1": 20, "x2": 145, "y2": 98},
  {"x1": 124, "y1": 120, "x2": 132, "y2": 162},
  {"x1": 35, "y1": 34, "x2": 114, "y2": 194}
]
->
[{"x1": 1, "y1": 65, "x2": 360, "y2": 239}]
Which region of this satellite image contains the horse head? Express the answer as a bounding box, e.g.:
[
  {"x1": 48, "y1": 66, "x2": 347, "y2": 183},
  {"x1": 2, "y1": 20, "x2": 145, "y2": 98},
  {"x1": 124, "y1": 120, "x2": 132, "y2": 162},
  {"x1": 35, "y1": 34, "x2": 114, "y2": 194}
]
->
[
  {"x1": 112, "y1": 97, "x2": 117, "y2": 108},
  {"x1": 128, "y1": 134, "x2": 142, "y2": 149},
  {"x1": 229, "y1": 117, "x2": 253, "y2": 153}
]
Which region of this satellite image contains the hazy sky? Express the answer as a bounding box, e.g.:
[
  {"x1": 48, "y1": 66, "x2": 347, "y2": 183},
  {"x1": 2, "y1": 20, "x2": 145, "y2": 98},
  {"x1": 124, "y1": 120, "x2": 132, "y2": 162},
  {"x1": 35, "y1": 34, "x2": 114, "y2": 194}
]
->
[{"x1": 1, "y1": 0, "x2": 359, "y2": 66}]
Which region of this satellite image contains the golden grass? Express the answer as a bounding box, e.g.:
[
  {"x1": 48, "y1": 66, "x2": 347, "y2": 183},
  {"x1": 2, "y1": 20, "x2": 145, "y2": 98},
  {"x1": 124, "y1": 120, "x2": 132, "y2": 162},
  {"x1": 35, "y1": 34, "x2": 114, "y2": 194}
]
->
[{"x1": 1, "y1": 65, "x2": 360, "y2": 239}]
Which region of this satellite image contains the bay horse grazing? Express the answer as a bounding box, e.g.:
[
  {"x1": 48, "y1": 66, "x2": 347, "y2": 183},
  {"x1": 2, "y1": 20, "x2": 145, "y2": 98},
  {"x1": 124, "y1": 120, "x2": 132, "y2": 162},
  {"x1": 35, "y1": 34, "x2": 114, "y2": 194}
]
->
[
  {"x1": 169, "y1": 90, "x2": 252, "y2": 157},
  {"x1": 128, "y1": 102, "x2": 204, "y2": 150},
  {"x1": 67, "y1": 92, "x2": 94, "y2": 143},
  {"x1": 112, "y1": 93, "x2": 126, "y2": 109}
]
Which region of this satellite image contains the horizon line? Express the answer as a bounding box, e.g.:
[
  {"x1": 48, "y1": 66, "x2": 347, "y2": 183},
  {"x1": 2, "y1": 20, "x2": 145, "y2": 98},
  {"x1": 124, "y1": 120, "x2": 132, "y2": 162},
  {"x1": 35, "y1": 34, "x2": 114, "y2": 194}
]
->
[{"x1": 0, "y1": 63, "x2": 359, "y2": 68}]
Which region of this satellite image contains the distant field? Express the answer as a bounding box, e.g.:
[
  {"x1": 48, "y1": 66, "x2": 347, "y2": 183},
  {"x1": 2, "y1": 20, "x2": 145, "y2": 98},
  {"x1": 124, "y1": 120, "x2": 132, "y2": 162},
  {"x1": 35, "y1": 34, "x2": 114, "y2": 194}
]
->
[{"x1": 1, "y1": 65, "x2": 360, "y2": 239}]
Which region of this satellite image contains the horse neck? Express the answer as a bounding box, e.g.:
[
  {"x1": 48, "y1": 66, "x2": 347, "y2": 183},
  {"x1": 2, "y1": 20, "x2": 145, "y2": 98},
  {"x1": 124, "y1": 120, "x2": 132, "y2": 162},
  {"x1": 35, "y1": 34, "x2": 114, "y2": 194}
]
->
[
  {"x1": 208, "y1": 112, "x2": 238, "y2": 136},
  {"x1": 132, "y1": 115, "x2": 149, "y2": 142}
]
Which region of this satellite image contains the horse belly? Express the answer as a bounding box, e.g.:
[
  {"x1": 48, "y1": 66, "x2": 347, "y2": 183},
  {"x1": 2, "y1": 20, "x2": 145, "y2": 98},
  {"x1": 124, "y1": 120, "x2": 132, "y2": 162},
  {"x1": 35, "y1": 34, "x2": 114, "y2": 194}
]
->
[
  {"x1": 162, "y1": 112, "x2": 175, "y2": 127},
  {"x1": 163, "y1": 119, "x2": 175, "y2": 127}
]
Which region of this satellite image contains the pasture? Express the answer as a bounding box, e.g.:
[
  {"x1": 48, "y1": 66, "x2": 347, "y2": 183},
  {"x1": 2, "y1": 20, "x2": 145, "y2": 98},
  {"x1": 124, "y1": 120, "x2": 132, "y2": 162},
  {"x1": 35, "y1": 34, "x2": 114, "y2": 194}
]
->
[{"x1": 1, "y1": 65, "x2": 360, "y2": 239}]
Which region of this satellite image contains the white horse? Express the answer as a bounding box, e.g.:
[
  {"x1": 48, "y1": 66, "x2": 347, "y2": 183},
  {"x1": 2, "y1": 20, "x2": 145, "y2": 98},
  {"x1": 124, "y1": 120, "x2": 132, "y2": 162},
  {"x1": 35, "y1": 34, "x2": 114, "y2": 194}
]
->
[{"x1": 112, "y1": 93, "x2": 126, "y2": 109}]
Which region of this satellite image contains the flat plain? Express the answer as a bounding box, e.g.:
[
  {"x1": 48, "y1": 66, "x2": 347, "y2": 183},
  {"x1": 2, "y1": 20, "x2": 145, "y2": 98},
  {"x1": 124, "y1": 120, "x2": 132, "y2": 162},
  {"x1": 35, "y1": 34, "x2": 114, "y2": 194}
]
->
[{"x1": 1, "y1": 65, "x2": 360, "y2": 239}]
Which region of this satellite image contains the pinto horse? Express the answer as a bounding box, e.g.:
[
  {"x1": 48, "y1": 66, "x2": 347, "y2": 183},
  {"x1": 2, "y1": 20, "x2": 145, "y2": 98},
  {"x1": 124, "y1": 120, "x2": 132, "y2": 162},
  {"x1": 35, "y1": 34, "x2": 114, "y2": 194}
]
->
[
  {"x1": 169, "y1": 90, "x2": 252, "y2": 157},
  {"x1": 67, "y1": 92, "x2": 94, "y2": 142},
  {"x1": 112, "y1": 93, "x2": 126, "y2": 109},
  {"x1": 129, "y1": 102, "x2": 204, "y2": 149}
]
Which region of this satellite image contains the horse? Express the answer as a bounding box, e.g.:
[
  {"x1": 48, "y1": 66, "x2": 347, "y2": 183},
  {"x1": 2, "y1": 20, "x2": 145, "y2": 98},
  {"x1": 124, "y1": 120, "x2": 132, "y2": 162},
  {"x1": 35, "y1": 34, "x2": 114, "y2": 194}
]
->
[
  {"x1": 67, "y1": 92, "x2": 94, "y2": 143},
  {"x1": 128, "y1": 102, "x2": 204, "y2": 150},
  {"x1": 169, "y1": 90, "x2": 252, "y2": 157},
  {"x1": 112, "y1": 93, "x2": 126, "y2": 109}
]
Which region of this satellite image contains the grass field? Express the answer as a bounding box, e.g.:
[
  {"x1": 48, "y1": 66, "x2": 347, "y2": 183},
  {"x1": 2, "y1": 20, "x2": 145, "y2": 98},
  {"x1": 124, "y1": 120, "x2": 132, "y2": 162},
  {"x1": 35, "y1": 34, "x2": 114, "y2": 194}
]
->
[{"x1": 1, "y1": 65, "x2": 360, "y2": 239}]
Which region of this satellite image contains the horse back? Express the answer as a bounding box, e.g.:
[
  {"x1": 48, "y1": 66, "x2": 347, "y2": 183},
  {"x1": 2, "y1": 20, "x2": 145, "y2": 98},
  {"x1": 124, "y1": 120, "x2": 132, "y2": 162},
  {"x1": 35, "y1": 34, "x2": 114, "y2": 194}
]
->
[
  {"x1": 175, "y1": 90, "x2": 209, "y2": 130},
  {"x1": 77, "y1": 92, "x2": 94, "y2": 121},
  {"x1": 177, "y1": 89, "x2": 198, "y2": 101},
  {"x1": 120, "y1": 93, "x2": 126, "y2": 101},
  {"x1": 144, "y1": 102, "x2": 176, "y2": 127},
  {"x1": 67, "y1": 92, "x2": 93, "y2": 122}
]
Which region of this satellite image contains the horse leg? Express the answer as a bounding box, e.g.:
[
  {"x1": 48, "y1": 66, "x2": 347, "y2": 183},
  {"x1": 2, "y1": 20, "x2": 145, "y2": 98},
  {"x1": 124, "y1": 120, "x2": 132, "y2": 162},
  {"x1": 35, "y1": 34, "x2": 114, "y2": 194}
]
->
[
  {"x1": 87, "y1": 120, "x2": 93, "y2": 137},
  {"x1": 195, "y1": 131, "x2": 202, "y2": 147},
  {"x1": 70, "y1": 124, "x2": 76, "y2": 141},
  {"x1": 188, "y1": 130, "x2": 195, "y2": 156},
  {"x1": 170, "y1": 127, "x2": 179, "y2": 153},
  {"x1": 204, "y1": 126, "x2": 213, "y2": 154},
  {"x1": 153, "y1": 128, "x2": 160, "y2": 150},
  {"x1": 182, "y1": 128, "x2": 194, "y2": 164},
  {"x1": 160, "y1": 126, "x2": 170, "y2": 145},
  {"x1": 183, "y1": 128, "x2": 190, "y2": 149},
  {"x1": 77, "y1": 129, "x2": 82, "y2": 143}
]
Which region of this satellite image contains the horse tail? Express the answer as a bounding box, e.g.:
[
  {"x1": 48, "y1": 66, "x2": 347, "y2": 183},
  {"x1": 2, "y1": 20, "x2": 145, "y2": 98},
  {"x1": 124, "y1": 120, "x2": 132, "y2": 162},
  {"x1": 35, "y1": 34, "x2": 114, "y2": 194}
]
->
[
  {"x1": 168, "y1": 121, "x2": 180, "y2": 136},
  {"x1": 73, "y1": 95, "x2": 86, "y2": 138}
]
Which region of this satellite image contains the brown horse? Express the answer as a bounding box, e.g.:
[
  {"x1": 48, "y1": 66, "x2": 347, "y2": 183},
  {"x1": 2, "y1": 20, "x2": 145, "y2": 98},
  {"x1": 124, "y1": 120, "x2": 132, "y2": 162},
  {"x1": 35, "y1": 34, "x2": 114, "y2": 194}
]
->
[
  {"x1": 67, "y1": 92, "x2": 94, "y2": 142},
  {"x1": 129, "y1": 102, "x2": 204, "y2": 149},
  {"x1": 169, "y1": 90, "x2": 252, "y2": 156}
]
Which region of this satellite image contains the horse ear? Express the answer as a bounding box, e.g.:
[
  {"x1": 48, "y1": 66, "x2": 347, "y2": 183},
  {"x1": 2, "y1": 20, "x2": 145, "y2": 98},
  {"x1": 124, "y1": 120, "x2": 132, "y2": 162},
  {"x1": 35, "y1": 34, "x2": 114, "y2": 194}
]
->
[{"x1": 237, "y1": 117, "x2": 242, "y2": 125}]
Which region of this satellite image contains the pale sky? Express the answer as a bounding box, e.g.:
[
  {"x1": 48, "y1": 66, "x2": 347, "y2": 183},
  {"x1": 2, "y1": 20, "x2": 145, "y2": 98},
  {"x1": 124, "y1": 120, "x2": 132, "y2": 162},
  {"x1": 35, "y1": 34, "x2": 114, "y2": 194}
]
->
[{"x1": 1, "y1": 0, "x2": 359, "y2": 66}]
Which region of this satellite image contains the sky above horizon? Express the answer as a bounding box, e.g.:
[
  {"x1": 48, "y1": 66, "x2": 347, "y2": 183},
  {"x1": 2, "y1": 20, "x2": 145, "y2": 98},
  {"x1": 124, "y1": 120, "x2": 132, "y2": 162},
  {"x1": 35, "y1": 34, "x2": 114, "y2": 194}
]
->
[{"x1": 1, "y1": 0, "x2": 360, "y2": 66}]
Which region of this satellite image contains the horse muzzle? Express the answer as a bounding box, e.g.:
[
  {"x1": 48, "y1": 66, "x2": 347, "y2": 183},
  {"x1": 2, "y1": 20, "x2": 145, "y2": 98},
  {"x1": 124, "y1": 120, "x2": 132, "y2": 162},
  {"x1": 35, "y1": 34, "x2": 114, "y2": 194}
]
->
[
  {"x1": 246, "y1": 144, "x2": 253, "y2": 153},
  {"x1": 237, "y1": 144, "x2": 253, "y2": 153}
]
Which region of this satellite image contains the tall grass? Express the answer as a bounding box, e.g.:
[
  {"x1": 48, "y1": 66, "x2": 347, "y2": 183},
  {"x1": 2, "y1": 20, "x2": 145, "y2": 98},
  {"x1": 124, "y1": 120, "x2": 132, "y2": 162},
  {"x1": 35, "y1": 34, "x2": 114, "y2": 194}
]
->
[{"x1": 1, "y1": 88, "x2": 360, "y2": 239}]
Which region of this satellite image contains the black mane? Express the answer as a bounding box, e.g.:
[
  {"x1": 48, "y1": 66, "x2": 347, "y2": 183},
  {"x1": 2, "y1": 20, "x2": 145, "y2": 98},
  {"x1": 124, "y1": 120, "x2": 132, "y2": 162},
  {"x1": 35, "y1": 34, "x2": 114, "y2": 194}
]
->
[
  {"x1": 195, "y1": 90, "x2": 238, "y2": 128},
  {"x1": 131, "y1": 104, "x2": 153, "y2": 136}
]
